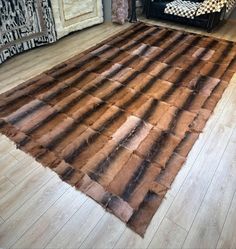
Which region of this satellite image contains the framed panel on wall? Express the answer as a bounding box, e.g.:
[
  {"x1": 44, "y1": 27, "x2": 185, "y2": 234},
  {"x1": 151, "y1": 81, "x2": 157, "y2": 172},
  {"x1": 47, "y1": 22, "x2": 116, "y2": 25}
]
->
[{"x1": 51, "y1": 0, "x2": 104, "y2": 39}]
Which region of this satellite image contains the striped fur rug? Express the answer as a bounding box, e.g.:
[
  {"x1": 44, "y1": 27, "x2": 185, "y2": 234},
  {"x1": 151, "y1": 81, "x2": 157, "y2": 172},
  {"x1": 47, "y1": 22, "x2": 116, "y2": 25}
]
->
[{"x1": 0, "y1": 22, "x2": 236, "y2": 236}]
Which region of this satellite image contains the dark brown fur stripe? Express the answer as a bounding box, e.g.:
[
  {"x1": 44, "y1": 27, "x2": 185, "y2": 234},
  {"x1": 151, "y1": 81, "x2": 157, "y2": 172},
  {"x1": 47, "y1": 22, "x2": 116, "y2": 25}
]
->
[
  {"x1": 0, "y1": 22, "x2": 235, "y2": 237},
  {"x1": 21, "y1": 29, "x2": 194, "y2": 152}
]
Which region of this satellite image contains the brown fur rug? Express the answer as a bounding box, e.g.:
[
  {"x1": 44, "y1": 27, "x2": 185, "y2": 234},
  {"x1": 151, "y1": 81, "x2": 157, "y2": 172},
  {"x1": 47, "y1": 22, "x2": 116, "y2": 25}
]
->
[{"x1": 0, "y1": 22, "x2": 236, "y2": 236}]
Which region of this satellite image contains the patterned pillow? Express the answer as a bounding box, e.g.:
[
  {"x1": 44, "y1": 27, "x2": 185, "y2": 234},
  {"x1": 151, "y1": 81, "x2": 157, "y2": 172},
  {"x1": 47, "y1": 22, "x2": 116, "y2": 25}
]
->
[{"x1": 164, "y1": 0, "x2": 201, "y2": 19}]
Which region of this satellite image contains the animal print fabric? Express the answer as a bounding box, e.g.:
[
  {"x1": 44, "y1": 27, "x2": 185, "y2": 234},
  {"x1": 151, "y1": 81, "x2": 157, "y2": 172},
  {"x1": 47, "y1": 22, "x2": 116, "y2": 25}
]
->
[
  {"x1": 0, "y1": 0, "x2": 57, "y2": 64},
  {"x1": 112, "y1": 0, "x2": 130, "y2": 24},
  {"x1": 0, "y1": 22, "x2": 236, "y2": 236}
]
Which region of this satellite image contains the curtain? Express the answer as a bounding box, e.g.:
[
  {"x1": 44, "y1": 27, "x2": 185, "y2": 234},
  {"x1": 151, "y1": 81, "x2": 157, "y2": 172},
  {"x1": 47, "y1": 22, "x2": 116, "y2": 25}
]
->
[{"x1": 112, "y1": 0, "x2": 131, "y2": 24}]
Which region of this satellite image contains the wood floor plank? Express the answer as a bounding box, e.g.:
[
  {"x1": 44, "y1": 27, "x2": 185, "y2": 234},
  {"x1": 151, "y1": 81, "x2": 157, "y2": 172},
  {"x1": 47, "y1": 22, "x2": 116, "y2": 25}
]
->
[
  {"x1": 0, "y1": 176, "x2": 14, "y2": 199},
  {"x1": 0, "y1": 167, "x2": 54, "y2": 220},
  {"x1": 0, "y1": 153, "x2": 21, "y2": 177},
  {"x1": 6, "y1": 160, "x2": 40, "y2": 185},
  {"x1": 45, "y1": 199, "x2": 105, "y2": 249},
  {"x1": 166, "y1": 85, "x2": 236, "y2": 231},
  {"x1": 9, "y1": 146, "x2": 32, "y2": 161},
  {"x1": 79, "y1": 214, "x2": 126, "y2": 249},
  {"x1": 114, "y1": 193, "x2": 174, "y2": 249},
  {"x1": 183, "y1": 129, "x2": 236, "y2": 249},
  {"x1": 0, "y1": 139, "x2": 15, "y2": 155},
  {"x1": 12, "y1": 187, "x2": 87, "y2": 249},
  {"x1": 216, "y1": 191, "x2": 236, "y2": 249},
  {"x1": 0, "y1": 176, "x2": 69, "y2": 249},
  {"x1": 148, "y1": 218, "x2": 187, "y2": 249},
  {"x1": 168, "y1": 80, "x2": 236, "y2": 197},
  {"x1": 1, "y1": 138, "x2": 38, "y2": 180}
]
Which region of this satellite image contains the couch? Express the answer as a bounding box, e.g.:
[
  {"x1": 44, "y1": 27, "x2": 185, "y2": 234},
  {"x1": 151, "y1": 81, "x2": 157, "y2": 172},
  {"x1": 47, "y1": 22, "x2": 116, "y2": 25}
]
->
[{"x1": 144, "y1": 0, "x2": 227, "y2": 31}]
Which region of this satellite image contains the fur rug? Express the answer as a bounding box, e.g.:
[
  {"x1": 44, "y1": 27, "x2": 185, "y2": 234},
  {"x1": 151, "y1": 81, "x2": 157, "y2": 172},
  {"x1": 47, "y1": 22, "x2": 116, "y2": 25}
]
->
[{"x1": 0, "y1": 22, "x2": 236, "y2": 236}]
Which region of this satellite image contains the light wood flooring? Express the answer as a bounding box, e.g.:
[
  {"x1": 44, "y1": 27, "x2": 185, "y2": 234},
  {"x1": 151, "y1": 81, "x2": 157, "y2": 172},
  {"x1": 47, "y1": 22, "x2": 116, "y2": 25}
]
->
[{"x1": 0, "y1": 19, "x2": 236, "y2": 249}]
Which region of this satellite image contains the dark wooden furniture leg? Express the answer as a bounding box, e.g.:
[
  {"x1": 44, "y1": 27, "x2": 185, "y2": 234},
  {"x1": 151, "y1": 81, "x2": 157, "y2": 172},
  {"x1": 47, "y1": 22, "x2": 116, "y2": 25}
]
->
[{"x1": 129, "y1": 0, "x2": 138, "y2": 22}]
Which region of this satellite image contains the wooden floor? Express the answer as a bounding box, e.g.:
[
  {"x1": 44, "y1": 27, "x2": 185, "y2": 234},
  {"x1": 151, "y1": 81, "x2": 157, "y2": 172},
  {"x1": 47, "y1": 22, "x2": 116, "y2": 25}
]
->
[{"x1": 0, "y1": 19, "x2": 236, "y2": 249}]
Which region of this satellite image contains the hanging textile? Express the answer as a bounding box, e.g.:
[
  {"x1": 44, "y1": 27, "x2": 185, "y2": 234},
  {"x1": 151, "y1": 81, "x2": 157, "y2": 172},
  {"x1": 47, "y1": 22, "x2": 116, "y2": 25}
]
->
[
  {"x1": 112, "y1": 0, "x2": 131, "y2": 24},
  {"x1": 0, "y1": 0, "x2": 57, "y2": 64}
]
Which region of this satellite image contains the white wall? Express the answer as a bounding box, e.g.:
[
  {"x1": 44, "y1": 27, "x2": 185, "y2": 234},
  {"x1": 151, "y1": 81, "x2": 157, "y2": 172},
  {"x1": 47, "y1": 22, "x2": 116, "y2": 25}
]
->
[{"x1": 103, "y1": 0, "x2": 111, "y2": 21}]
